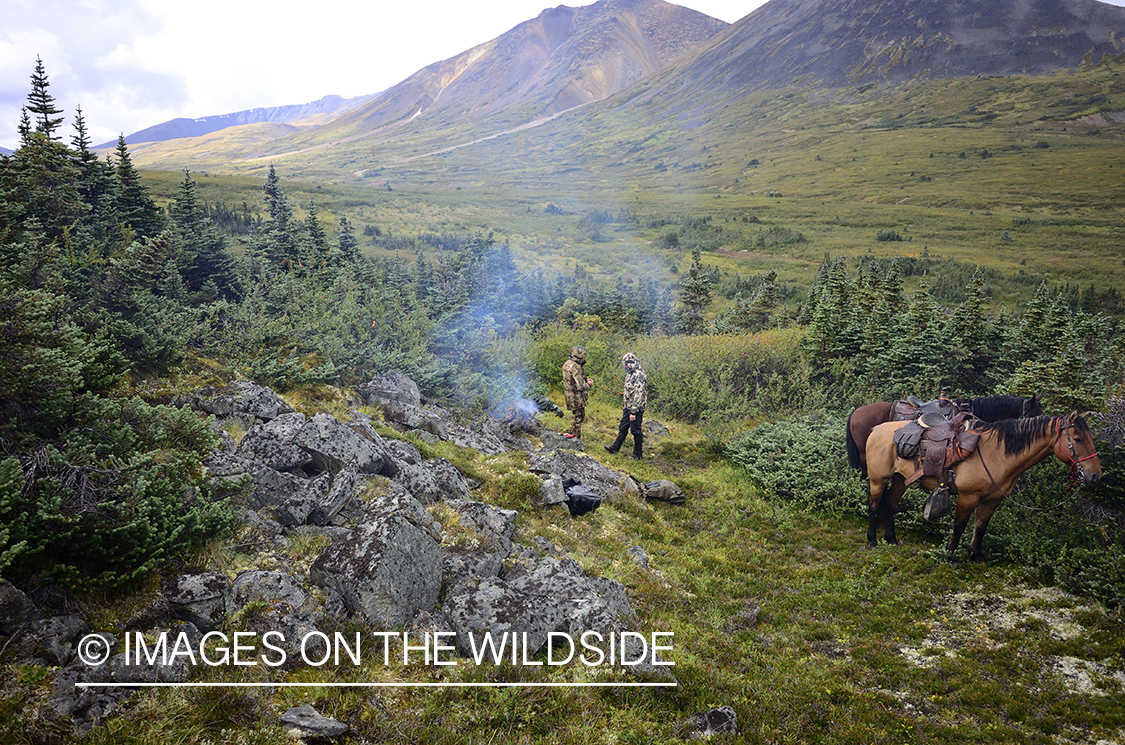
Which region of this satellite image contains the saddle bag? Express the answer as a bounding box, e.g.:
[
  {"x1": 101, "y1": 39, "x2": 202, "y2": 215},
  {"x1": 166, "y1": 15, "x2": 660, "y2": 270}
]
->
[{"x1": 893, "y1": 422, "x2": 925, "y2": 459}]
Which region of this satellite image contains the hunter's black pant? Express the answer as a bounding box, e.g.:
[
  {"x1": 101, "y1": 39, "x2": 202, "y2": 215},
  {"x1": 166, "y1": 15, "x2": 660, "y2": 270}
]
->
[{"x1": 609, "y1": 409, "x2": 643, "y2": 457}]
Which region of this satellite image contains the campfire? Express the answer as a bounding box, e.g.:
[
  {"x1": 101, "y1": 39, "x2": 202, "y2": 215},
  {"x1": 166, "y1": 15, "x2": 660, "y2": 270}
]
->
[{"x1": 502, "y1": 398, "x2": 541, "y2": 433}]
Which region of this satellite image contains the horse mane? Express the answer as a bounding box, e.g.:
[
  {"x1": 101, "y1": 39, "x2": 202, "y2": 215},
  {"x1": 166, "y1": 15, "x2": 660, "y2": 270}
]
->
[
  {"x1": 976, "y1": 415, "x2": 1088, "y2": 456},
  {"x1": 967, "y1": 395, "x2": 1039, "y2": 421}
]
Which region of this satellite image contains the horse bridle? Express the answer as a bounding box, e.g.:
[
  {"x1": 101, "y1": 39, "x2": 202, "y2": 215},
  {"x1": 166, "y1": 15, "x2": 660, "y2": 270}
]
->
[
  {"x1": 978, "y1": 416, "x2": 1098, "y2": 498},
  {"x1": 1054, "y1": 417, "x2": 1099, "y2": 482}
]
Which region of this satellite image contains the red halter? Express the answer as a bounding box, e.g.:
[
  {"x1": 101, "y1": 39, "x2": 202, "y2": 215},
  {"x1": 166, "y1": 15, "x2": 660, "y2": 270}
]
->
[{"x1": 1054, "y1": 417, "x2": 1098, "y2": 471}]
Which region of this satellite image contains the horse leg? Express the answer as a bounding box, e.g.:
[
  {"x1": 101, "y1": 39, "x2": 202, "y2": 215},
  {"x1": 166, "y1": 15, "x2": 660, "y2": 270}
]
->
[
  {"x1": 946, "y1": 495, "x2": 977, "y2": 554},
  {"x1": 867, "y1": 475, "x2": 889, "y2": 549},
  {"x1": 967, "y1": 502, "x2": 1002, "y2": 562},
  {"x1": 882, "y1": 475, "x2": 906, "y2": 546}
]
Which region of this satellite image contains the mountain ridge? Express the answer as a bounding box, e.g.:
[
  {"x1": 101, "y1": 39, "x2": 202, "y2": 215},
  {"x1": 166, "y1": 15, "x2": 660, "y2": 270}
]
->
[
  {"x1": 103, "y1": 93, "x2": 380, "y2": 149},
  {"x1": 127, "y1": 0, "x2": 1125, "y2": 180}
]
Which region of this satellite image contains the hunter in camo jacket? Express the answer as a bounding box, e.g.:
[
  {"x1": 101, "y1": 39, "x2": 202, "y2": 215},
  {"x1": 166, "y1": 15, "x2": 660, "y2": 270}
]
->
[
  {"x1": 561, "y1": 346, "x2": 592, "y2": 439},
  {"x1": 605, "y1": 352, "x2": 647, "y2": 459}
]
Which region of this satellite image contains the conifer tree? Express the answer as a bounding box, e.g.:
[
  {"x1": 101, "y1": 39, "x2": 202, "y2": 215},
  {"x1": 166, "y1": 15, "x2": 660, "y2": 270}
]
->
[
  {"x1": 303, "y1": 199, "x2": 329, "y2": 267},
  {"x1": 26, "y1": 57, "x2": 64, "y2": 140},
  {"x1": 676, "y1": 246, "x2": 713, "y2": 335},
  {"x1": 112, "y1": 135, "x2": 163, "y2": 238},
  {"x1": 336, "y1": 214, "x2": 361, "y2": 265},
  {"x1": 170, "y1": 170, "x2": 239, "y2": 301}
]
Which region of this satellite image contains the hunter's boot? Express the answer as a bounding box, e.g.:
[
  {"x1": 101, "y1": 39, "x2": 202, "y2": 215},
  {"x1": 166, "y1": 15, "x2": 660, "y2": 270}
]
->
[
  {"x1": 630, "y1": 432, "x2": 643, "y2": 460},
  {"x1": 606, "y1": 428, "x2": 627, "y2": 454}
]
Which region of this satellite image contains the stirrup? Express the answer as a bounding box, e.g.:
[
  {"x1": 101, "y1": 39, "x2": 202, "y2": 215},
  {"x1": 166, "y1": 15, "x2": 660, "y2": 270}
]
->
[{"x1": 924, "y1": 486, "x2": 951, "y2": 521}]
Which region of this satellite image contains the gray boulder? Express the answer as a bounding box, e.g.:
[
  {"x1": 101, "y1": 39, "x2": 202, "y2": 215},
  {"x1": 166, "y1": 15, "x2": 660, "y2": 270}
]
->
[
  {"x1": 380, "y1": 400, "x2": 451, "y2": 439},
  {"x1": 237, "y1": 412, "x2": 312, "y2": 472},
  {"x1": 292, "y1": 413, "x2": 389, "y2": 475},
  {"x1": 275, "y1": 470, "x2": 331, "y2": 528},
  {"x1": 203, "y1": 451, "x2": 307, "y2": 511},
  {"x1": 229, "y1": 570, "x2": 318, "y2": 618},
  {"x1": 195, "y1": 381, "x2": 294, "y2": 422},
  {"x1": 443, "y1": 557, "x2": 636, "y2": 659},
  {"x1": 281, "y1": 704, "x2": 349, "y2": 738},
  {"x1": 357, "y1": 370, "x2": 421, "y2": 407},
  {"x1": 309, "y1": 466, "x2": 363, "y2": 526},
  {"x1": 538, "y1": 431, "x2": 586, "y2": 453},
  {"x1": 441, "y1": 500, "x2": 518, "y2": 591},
  {"x1": 538, "y1": 477, "x2": 568, "y2": 506},
  {"x1": 384, "y1": 439, "x2": 423, "y2": 466},
  {"x1": 163, "y1": 573, "x2": 230, "y2": 632},
  {"x1": 394, "y1": 458, "x2": 472, "y2": 504},
  {"x1": 0, "y1": 579, "x2": 42, "y2": 635},
  {"x1": 1, "y1": 614, "x2": 87, "y2": 665},
  {"x1": 529, "y1": 450, "x2": 639, "y2": 502},
  {"x1": 308, "y1": 489, "x2": 443, "y2": 627},
  {"x1": 447, "y1": 423, "x2": 507, "y2": 456}
]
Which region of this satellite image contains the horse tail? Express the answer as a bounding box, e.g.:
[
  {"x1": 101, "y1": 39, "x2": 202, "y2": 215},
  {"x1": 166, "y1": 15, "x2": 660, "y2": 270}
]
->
[{"x1": 846, "y1": 410, "x2": 863, "y2": 471}]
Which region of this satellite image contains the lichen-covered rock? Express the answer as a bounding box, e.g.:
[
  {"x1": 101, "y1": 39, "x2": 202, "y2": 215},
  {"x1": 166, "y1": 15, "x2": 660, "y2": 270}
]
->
[
  {"x1": 292, "y1": 412, "x2": 389, "y2": 475},
  {"x1": 380, "y1": 400, "x2": 451, "y2": 439},
  {"x1": 281, "y1": 704, "x2": 349, "y2": 738},
  {"x1": 275, "y1": 470, "x2": 331, "y2": 528},
  {"x1": 538, "y1": 431, "x2": 586, "y2": 453},
  {"x1": 1, "y1": 614, "x2": 87, "y2": 665},
  {"x1": 229, "y1": 570, "x2": 318, "y2": 618},
  {"x1": 357, "y1": 370, "x2": 421, "y2": 407},
  {"x1": 163, "y1": 573, "x2": 230, "y2": 632},
  {"x1": 195, "y1": 382, "x2": 294, "y2": 422},
  {"x1": 237, "y1": 412, "x2": 311, "y2": 472},
  {"x1": 447, "y1": 423, "x2": 507, "y2": 455},
  {"x1": 443, "y1": 557, "x2": 636, "y2": 659},
  {"x1": 441, "y1": 500, "x2": 518, "y2": 591},
  {"x1": 0, "y1": 579, "x2": 42, "y2": 635},
  {"x1": 384, "y1": 439, "x2": 423, "y2": 466},
  {"x1": 538, "y1": 477, "x2": 567, "y2": 506},
  {"x1": 308, "y1": 490, "x2": 442, "y2": 627},
  {"x1": 394, "y1": 458, "x2": 472, "y2": 504},
  {"x1": 529, "y1": 450, "x2": 638, "y2": 502},
  {"x1": 309, "y1": 466, "x2": 362, "y2": 526}
]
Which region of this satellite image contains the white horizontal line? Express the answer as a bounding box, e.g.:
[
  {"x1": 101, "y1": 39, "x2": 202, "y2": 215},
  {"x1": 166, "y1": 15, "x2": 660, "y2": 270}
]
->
[{"x1": 76, "y1": 681, "x2": 676, "y2": 688}]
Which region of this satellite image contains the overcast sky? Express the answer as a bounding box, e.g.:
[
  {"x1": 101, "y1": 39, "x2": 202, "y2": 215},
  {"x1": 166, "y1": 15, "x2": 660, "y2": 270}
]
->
[{"x1": 0, "y1": 0, "x2": 760, "y2": 150}]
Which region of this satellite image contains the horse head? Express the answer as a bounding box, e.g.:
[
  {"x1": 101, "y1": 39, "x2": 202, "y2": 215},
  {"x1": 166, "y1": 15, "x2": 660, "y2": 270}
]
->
[{"x1": 1056, "y1": 412, "x2": 1102, "y2": 486}]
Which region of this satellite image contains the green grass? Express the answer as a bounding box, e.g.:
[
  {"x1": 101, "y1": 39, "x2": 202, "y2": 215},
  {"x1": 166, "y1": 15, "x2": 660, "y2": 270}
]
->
[
  {"x1": 3, "y1": 390, "x2": 1123, "y2": 744},
  {"x1": 137, "y1": 62, "x2": 1125, "y2": 311}
]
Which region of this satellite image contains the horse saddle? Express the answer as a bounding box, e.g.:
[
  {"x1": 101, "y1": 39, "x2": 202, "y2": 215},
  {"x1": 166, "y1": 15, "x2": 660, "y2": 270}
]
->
[{"x1": 894, "y1": 410, "x2": 981, "y2": 486}]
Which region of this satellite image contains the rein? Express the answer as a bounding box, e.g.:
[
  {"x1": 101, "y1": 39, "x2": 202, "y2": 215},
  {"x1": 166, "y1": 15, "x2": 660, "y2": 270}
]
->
[{"x1": 995, "y1": 416, "x2": 1099, "y2": 510}]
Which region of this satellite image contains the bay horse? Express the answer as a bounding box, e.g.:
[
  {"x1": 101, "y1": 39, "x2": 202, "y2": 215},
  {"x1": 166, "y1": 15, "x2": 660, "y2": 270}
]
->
[
  {"x1": 846, "y1": 395, "x2": 1042, "y2": 478},
  {"x1": 864, "y1": 413, "x2": 1101, "y2": 559}
]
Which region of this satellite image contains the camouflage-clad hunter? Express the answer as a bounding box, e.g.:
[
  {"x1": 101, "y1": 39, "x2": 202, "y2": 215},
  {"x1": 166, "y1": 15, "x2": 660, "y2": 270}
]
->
[
  {"x1": 604, "y1": 352, "x2": 647, "y2": 459},
  {"x1": 561, "y1": 346, "x2": 593, "y2": 439}
]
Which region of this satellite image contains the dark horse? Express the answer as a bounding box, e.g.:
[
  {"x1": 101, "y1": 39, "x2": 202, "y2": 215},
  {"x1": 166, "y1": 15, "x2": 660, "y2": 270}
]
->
[
  {"x1": 865, "y1": 413, "x2": 1101, "y2": 558},
  {"x1": 846, "y1": 395, "x2": 1043, "y2": 478}
]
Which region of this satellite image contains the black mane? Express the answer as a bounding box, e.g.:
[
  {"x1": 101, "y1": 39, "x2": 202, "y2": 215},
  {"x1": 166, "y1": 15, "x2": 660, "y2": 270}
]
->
[
  {"x1": 965, "y1": 395, "x2": 1042, "y2": 421},
  {"x1": 977, "y1": 415, "x2": 1088, "y2": 456}
]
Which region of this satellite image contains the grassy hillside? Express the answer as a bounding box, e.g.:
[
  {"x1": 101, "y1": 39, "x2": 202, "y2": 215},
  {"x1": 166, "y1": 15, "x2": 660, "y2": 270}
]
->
[
  {"x1": 3, "y1": 373, "x2": 1121, "y2": 744},
  {"x1": 132, "y1": 61, "x2": 1125, "y2": 308}
]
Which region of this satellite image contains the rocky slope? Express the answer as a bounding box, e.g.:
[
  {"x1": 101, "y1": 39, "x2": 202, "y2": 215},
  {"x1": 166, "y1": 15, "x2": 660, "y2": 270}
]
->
[{"x1": 1, "y1": 372, "x2": 679, "y2": 736}]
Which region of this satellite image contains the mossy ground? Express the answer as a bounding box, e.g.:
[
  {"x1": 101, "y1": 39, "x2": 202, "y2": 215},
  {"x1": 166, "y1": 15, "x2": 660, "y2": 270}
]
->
[{"x1": 2, "y1": 384, "x2": 1122, "y2": 744}]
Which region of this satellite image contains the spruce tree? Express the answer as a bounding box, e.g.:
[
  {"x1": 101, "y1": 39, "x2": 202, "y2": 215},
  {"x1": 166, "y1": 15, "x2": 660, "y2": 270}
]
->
[
  {"x1": 170, "y1": 170, "x2": 239, "y2": 301},
  {"x1": 26, "y1": 57, "x2": 64, "y2": 140},
  {"x1": 676, "y1": 246, "x2": 713, "y2": 335},
  {"x1": 112, "y1": 135, "x2": 163, "y2": 238}
]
